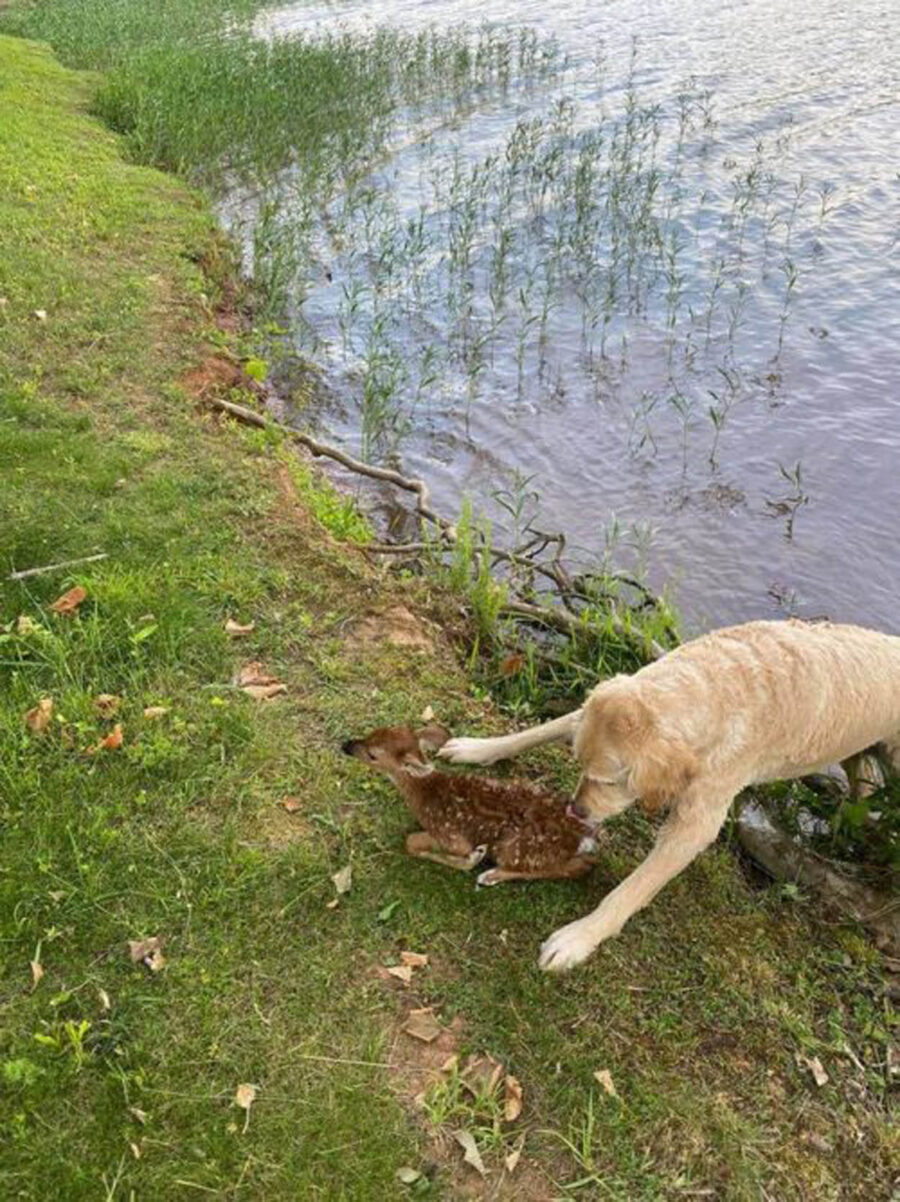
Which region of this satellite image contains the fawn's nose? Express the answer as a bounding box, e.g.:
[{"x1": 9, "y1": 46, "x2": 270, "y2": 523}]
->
[{"x1": 341, "y1": 740, "x2": 357, "y2": 756}]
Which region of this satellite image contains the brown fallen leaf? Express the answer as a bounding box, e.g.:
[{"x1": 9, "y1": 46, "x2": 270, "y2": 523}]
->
[
  {"x1": 797, "y1": 1054, "x2": 829, "y2": 1087},
  {"x1": 386, "y1": 964, "x2": 414, "y2": 985},
  {"x1": 49, "y1": 585, "x2": 87, "y2": 616},
  {"x1": 593, "y1": 1068, "x2": 618, "y2": 1097},
  {"x1": 235, "y1": 660, "x2": 285, "y2": 697},
  {"x1": 128, "y1": 936, "x2": 166, "y2": 973},
  {"x1": 94, "y1": 693, "x2": 121, "y2": 718},
  {"x1": 331, "y1": 864, "x2": 352, "y2": 896},
  {"x1": 236, "y1": 661, "x2": 284, "y2": 689},
  {"x1": 98, "y1": 988, "x2": 111, "y2": 1012},
  {"x1": 234, "y1": 1083, "x2": 258, "y2": 1133},
  {"x1": 142, "y1": 706, "x2": 168, "y2": 720},
  {"x1": 504, "y1": 1132, "x2": 526, "y2": 1174},
  {"x1": 403, "y1": 1007, "x2": 443, "y2": 1044},
  {"x1": 395, "y1": 1166, "x2": 422, "y2": 1185},
  {"x1": 225, "y1": 618, "x2": 255, "y2": 638},
  {"x1": 440, "y1": 1053, "x2": 460, "y2": 1074},
  {"x1": 242, "y1": 682, "x2": 287, "y2": 701},
  {"x1": 279, "y1": 797, "x2": 303, "y2": 813},
  {"x1": 461, "y1": 1053, "x2": 504, "y2": 1098},
  {"x1": 129, "y1": 1106, "x2": 148, "y2": 1125},
  {"x1": 499, "y1": 652, "x2": 526, "y2": 677},
  {"x1": 129, "y1": 1142, "x2": 142, "y2": 1160},
  {"x1": 25, "y1": 697, "x2": 53, "y2": 734},
  {"x1": 420, "y1": 704, "x2": 435, "y2": 722},
  {"x1": 454, "y1": 1129, "x2": 487, "y2": 1177},
  {"x1": 503, "y1": 1074, "x2": 523, "y2": 1122},
  {"x1": 86, "y1": 723, "x2": 123, "y2": 754},
  {"x1": 400, "y1": 951, "x2": 428, "y2": 969},
  {"x1": 30, "y1": 960, "x2": 44, "y2": 991}
]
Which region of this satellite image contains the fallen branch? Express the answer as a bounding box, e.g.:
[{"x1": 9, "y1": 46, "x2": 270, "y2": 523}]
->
[
  {"x1": 206, "y1": 393, "x2": 666, "y2": 660},
  {"x1": 207, "y1": 395, "x2": 452, "y2": 534},
  {"x1": 502, "y1": 599, "x2": 666, "y2": 660},
  {"x1": 9, "y1": 552, "x2": 108, "y2": 581}
]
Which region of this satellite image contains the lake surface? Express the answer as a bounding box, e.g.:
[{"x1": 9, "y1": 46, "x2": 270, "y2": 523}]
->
[{"x1": 249, "y1": 0, "x2": 900, "y2": 633}]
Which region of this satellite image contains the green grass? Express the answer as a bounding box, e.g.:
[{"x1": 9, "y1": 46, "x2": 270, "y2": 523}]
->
[{"x1": 0, "y1": 31, "x2": 897, "y2": 1202}]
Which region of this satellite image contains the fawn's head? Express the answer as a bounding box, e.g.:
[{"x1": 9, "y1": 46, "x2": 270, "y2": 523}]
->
[{"x1": 341, "y1": 724, "x2": 450, "y2": 778}]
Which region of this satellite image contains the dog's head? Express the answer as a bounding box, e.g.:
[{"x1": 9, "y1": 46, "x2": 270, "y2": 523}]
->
[
  {"x1": 341, "y1": 724, "x2": 450, "y2": 779},
  {"x1": 570, "y1": 681, "x2": 697, "y2": 823}
]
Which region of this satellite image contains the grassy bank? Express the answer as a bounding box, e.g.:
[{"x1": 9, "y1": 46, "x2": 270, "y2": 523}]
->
[{"x1": 0, "y1": 30, "x2": 897, "y2": 1202}]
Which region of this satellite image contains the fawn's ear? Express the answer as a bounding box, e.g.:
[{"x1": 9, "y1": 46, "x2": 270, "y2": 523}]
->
[{"x1": 416, "y1": 724, "x2": 451, "y2": 755}]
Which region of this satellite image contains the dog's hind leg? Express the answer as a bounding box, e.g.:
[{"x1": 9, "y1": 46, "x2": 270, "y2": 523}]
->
[
  {"x1": 539, "y1": 792, "x2": 734, "y2": 972},
  {"x1": 438, "y1": 709, "x2": 583, "y2": 766}
]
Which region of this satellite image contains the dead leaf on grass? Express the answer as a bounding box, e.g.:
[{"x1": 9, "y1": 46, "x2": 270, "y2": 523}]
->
[
  {"x1": 797, "y1": 1054, "x2": 829, "y2": 1087},
  {"x1": 395, "y1": 1166, "x2": 422, "y2": 1185},
  {"x1": 234, "y1": 1082, "x2": 257, "y2": 1133},
  {"x1": 420, "y1": 704, "x2": 435, "y2": 722},
  {"x1": 48, "y1": 585, "x2": 86, "y2": 616},
  {"x1": 236, "y1": 661, "x2": 287, "y2": 699},
  {"x1": 499, "y1": 653, "x2": 526, "y2": 677},
  {"x1": 129, "y1": 1106, "x2": 148, "y2": 1125},
  {"x1": 25, "y1": 697, "x2": 53, "y2": 734},
  {"x1": 143, "y1": 706, "x2": 169, "y2": 720},
  {"x1": 33, "y1": 309, "x2": 47, "y2": 322},
  {"x1": 128, "y1": 936, "x2": 166, "y2": 973},
  {"x1": 503, "y1": 1074, "x2": 523, "y2": 1122},
  {"x1": 30, "y1": 960, "x2": 44, "y2": 990},
  {"x1": 400, "y1": 951, "x2": 428, "y2": 969},
  {"x1": 331, "y1": 864, "x2": 352, "y2": 896},
  {"x1": 461, "y1": 1053, "x2": 504, "y2": 1098},
  {"x1": 403, "y1": 1007, "x2": 443, "y2": 1044},
  {"x1": 279, "y1": 797, "x2": 303, "y2": 813},
  {"x1": 454, "y1": 1129, "x2": 487, "y2": 1177},
  {"x1": 86, "y1": 723, "x2": 123, "y2": 754},
  {"x1": 504, "y1": 1132, "x2": 526, "y2": 1174},
  {"x1": 129, "y1": 1142, "x2": 142, "y2": 1160},
  {"x1": 98, "y1": 988, "x2": 111, "y2": 1012},
  {"x1": 593, "y1": 1068, "x2": 618, "y2": 1097},
  {"x1": 386, "y1": 964, "x2": 414, "y2": 985},
  {"x1": 225, "y1": 618, "x2": 255, "y2": 638},
  {"x1": 94, "y1": 693, "x2": 121, "y2": 717}
]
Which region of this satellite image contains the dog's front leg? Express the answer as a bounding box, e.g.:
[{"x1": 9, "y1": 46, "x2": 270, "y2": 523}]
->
[
  {"x1": 439, "y1": 709, "x2": 583, "y2": 765},
  {"x1": 539, "y1": 796, "x2": 733, "y2": 972}
]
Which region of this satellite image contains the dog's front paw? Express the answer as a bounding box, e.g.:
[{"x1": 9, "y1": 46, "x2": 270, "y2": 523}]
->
[
  {"x1": 538, "y1": 919, "x2": 598, "y2": 973},
  {"x1": 438, "y1": 737, "x2": 502, "y2": 765}
]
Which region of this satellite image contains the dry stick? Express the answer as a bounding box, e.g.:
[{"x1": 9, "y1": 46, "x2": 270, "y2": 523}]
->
[
  {"x1": 9, "y1": 552, "x2": 108, "y2": 581},
  {"x1": 206, "y1": 395, "x2": 664, "y2": 658},
  {"x1": 502, "y1": 598, "x2": 666, "y2": 660},
  {"x1": 208, "y1": 395, "x2": 453, "y2": 535}
]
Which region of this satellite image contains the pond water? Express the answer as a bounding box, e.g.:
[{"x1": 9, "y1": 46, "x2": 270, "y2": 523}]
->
[{"x1": 248, "y1": 0, "x2": 899, "y2": 632}]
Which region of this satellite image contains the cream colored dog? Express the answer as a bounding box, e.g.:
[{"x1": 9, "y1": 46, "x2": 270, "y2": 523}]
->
[{"x1": 439, "y1": 620, "x2": 900, "y2": 972}]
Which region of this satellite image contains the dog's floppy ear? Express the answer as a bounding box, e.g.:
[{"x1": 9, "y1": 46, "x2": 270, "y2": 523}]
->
[
  {"x1": 416, "y1": 724, "x2": 451, "y2": 756},
  {"x1": 628, "y1": 736, "x2": 698, "y2": 814}
]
